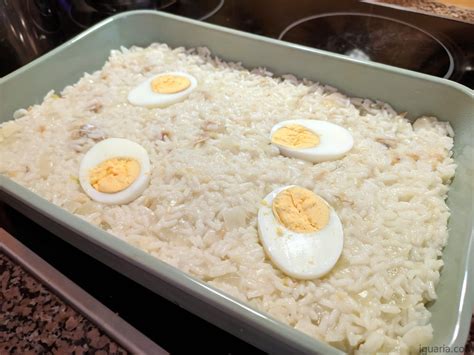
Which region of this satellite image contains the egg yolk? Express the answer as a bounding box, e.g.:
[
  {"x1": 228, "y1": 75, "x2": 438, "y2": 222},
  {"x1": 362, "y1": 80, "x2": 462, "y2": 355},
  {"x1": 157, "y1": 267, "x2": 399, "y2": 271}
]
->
[
  {"x1": 151, "y1": 75, "x2": 191, "y2": 94},
  {"x1": 272, "y1": 187, "x2": 329, "y2": 233},
  {"x1": 90, "y1": 158, "x2": 140, "y2": 193},
  {"x1": 271, "y1": 124, "x2": 320, "y2": 149}
]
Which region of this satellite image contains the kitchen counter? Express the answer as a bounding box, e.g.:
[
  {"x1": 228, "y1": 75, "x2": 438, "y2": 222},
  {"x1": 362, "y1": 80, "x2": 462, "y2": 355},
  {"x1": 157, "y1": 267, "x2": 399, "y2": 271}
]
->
[
  {"x1": 376, "y1": 0, "x2": 474, "y2": 23},
  {"x1": 0, "y1": 252, "x2": 128, "y2": 354}
]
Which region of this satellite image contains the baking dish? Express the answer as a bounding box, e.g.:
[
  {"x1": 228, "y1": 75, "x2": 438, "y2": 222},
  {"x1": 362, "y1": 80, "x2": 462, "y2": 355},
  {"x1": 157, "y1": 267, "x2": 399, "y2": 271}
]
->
[{"x1": 0, "y1": 10, "x2": 473, "y2": 354}]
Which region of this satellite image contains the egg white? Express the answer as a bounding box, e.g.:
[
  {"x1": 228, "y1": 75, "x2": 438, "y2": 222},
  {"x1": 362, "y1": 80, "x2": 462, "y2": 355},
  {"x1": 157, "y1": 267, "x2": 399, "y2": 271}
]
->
[
  {"x1": 258, "y1": 186, "x2": 344, "y2": 280},
  {"x1": 128, "y1": 71, "x2": 197, "y2": 108},
  {"x1": 79, "y1": 138, "x2": 151, "y2": 205},
  {"x1": 270, "y1": 119, "x2": 353, "y2": 163}
]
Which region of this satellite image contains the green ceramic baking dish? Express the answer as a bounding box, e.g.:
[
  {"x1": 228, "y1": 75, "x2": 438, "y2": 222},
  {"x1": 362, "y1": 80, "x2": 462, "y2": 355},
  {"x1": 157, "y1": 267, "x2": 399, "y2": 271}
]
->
[{"x1": 0, "y1": 10, "x2": 473, "y2": 355}]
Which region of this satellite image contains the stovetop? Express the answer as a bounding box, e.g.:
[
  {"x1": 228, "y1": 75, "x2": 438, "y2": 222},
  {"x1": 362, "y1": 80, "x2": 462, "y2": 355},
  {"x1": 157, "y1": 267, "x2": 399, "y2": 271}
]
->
[{"x1": 1, "y1": 0, "x2": 473, "y2": 88}]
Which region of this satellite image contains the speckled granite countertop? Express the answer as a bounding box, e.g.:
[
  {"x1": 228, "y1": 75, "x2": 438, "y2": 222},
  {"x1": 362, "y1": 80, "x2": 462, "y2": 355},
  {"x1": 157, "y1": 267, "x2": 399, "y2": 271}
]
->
[
  {"x1": 0, "y1": 253, "x2": 128, "y2": 354},
  {"x1": 0, "y1": 228, "x2": 167, "y2": 355},
  {"x1": 467, "y1": 318, "x2": 473, "y2": 353},
  {"x1": 377, "y1": 0, "x2": 474, "y2": 23}
]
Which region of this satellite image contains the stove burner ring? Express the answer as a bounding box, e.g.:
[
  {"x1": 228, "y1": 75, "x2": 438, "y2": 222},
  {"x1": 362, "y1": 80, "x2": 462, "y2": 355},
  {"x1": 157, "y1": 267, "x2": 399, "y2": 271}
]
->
[
  {"x1": 83, "y1": 0, "x2": 178, "y2": 13},
  {"x1": 165, "y1": 0, "x2": 225, "y2": 21},
  {"x1": 159, "y1": 0, "x2": 178, "y2": 11},
  {"x1": 199, "y1": 0, "x2": 224, "y2": 20},
  {"x1": 68, "y1": 0, "x2": 223, "y2": 28},
  {"x1": 27, "y1": 0, "x2": 60, "y2": 33},
  {"x1": 68, "y1": 0, "x2": 178, "y2": 29},
  {"x1": 68, "y1": 1, "x2": 104, "y2": 29},
  {"x1": 279, "y1": 12, "x2": 455, "y2": 79}
]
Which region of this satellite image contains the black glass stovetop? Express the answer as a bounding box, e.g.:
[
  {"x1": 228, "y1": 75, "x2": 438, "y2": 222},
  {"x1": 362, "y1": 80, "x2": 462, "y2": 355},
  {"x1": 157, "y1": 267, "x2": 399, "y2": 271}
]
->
[
  {"x1": 1, "y1": 0, "x2": 473, "y2": 87},
  {"x1": 0, "y1": 0, "x2": 473, "y2": 353}
]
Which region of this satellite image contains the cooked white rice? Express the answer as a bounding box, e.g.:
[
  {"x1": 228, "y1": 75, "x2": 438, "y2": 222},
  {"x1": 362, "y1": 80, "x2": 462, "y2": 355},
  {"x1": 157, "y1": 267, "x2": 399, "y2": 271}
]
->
[{"x1": 0, "y1": 43, "x2": 456, "y2": 354}]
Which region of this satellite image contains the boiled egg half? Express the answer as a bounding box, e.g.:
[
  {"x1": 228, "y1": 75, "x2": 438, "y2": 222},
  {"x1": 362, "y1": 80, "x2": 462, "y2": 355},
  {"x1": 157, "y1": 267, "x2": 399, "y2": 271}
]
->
[
  {"x1": 79, "y1": 138, "x2": 151, "y2": 205},
  {"x1": 258, "y1": 185, "x2": 343, "y2": 279},
  {"x1": 270, "y1": 119, "x2": 353, "y2": 163},
  {"x1": 128, "y1": 72, "x2": 197, "y2": 108}
]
